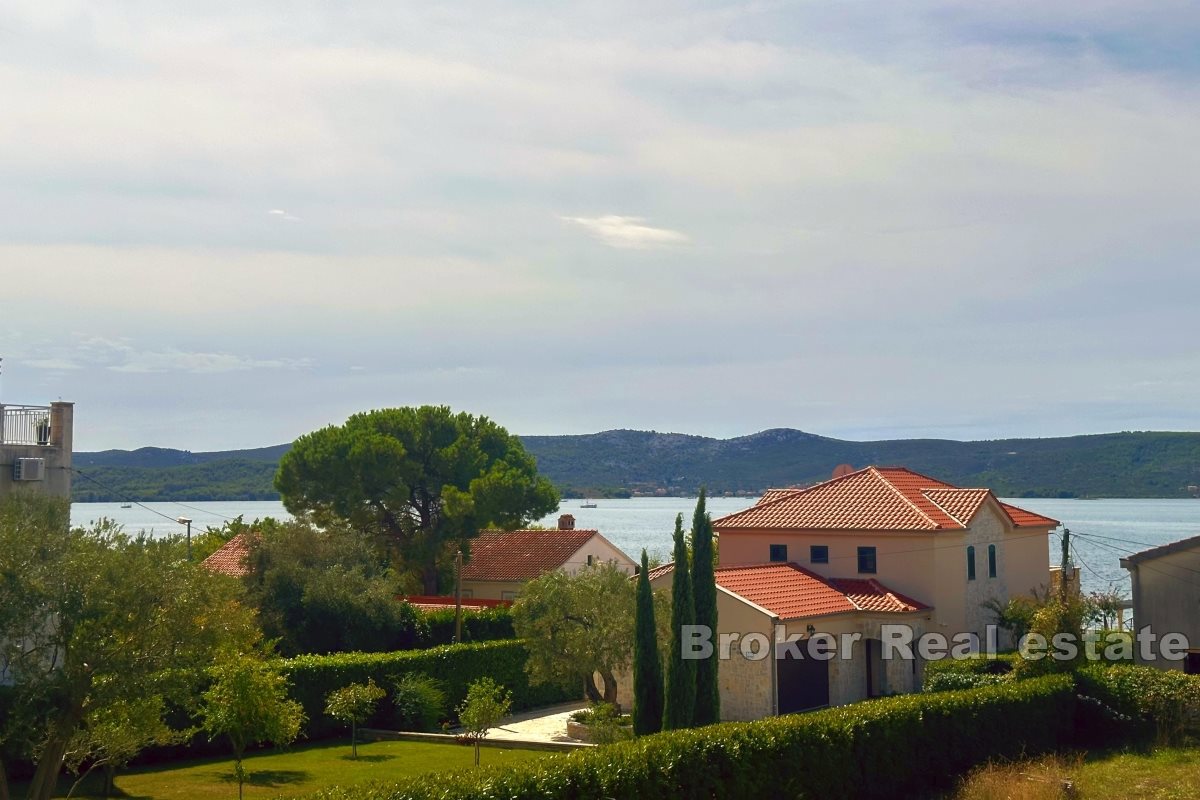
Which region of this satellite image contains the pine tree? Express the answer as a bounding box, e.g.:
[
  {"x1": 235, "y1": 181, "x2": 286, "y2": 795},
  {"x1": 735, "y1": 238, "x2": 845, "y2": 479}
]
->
[
  {"x1": 632, "y1": 549, "x2": 664, "y2": 735},
  {"x1": 691, "y1": 489, "x2": 720, "y2": 725},
  {"x1": 663, "y1": 514, "x2": 696, "y2": 730}
]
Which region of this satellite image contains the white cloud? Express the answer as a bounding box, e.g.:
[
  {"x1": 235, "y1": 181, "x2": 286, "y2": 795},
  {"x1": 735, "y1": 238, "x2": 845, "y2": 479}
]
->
[
  {"x1": 560, "y1": 215, "x2": 690, "y2": 249},
  {"x1": 268, "y1": 209, "x2": 300, "y2": 222},
  {"x1": 107, "y1": 349, "x2": 312, "y2": 374}
]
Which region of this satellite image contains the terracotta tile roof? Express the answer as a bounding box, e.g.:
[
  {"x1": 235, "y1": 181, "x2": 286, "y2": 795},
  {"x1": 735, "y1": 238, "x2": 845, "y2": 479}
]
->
[
  {"x1": 922, "y1": 488, "x2": 991, "y2": 527},
  {"x1": 201, "y1": 533, "x2": 253, "y2": 578},
  {"x1": 716, "y1": 467, "x2": 1058, "y2": 532},
  {"x1": 400, "y1": 595, "x2": 511, "y2": 612},
  {"x1": 648, "y1": 562, "x2": 929, "y2": 621},
  {"x1": 827, "y1": 578, "x2": 929, "y2": 614},
  {"x1": 460, "y1": 529, "x2": 599, "y2": 582},
  {"x1": 757, "y1": 488, "x2": 804, "y2": 505}
]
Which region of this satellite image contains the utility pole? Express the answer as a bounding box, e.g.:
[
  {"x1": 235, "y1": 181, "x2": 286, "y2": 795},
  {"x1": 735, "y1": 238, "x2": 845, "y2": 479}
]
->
[
  {"x1": 178, "y1": 516, "x2": 193, "y2": 561},
  {"x1": 1060, "y1": 527, "x2": 1071, "y2": 601},
  {"x1": 454, "y1": 548, "x2": 463, "y2": 644}
]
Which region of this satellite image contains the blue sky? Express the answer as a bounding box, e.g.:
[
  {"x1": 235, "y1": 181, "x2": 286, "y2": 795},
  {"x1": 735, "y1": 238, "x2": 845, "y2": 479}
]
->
[{"x1": 1, "y1": 1, "x2": 1198, "y2": 451}]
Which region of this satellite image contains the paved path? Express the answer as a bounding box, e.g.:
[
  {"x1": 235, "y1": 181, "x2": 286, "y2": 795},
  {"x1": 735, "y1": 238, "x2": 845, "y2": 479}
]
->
[{"x1": 486, "y1": 701, "x2": 590, "y2": 744}]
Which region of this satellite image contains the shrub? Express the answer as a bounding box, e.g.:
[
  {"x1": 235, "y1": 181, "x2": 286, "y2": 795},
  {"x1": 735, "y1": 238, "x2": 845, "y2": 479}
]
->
[
  {"x1": 417, "y1": 605, "x2": 515, "y2": 646},
  {"x1": 282, "y1": 640, "x2": 577, "y2": 739},
  {"x1": 392, "y1": 675, "x2": 446, "y2": 732},
  {"x1": 1076, "y1": 664, "x2": 1200, "y2": 746},
  {"x1": 923, "y1": 654, "x2": 1018, "y2": 691},
  {"x1": 303, "y1": 674, "x2": 1076, "y2": 800},
  {"x1": 924, "y1": 671, "x2": 1010, "y2": 693}
]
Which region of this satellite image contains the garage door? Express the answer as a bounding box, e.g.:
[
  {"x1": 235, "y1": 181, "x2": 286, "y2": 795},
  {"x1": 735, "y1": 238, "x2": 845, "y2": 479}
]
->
[{"x1": 777, "y1": 654, "x2": 830, "y2": 714}]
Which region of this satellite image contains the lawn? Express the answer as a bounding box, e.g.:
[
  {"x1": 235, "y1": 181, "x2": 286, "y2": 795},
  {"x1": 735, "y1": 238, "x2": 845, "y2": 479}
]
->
[
  {"x1": 952, "y1": 746, "x2": 1200, "y2": 800},
  {"x1": 12, "y1": 738, "x2": 552, "y2": 800}
]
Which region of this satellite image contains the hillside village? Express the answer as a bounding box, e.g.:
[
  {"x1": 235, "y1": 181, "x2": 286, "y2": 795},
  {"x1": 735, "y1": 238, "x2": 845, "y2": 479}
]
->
[{"x1": 4, "y1": 400, "x2": 1200, "y2": 799}]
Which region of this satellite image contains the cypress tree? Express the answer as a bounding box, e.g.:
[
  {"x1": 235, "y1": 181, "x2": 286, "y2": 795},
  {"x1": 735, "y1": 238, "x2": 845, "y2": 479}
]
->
[
  {"x1": 691, "y1": 488, "x2": 720, "y2": 725},
  {"x1": 663, "y1": 513, "x2": 696, "y2": 730},
  {"x1": 632, "y1": 549, "x2": 664, "y2": 735}
]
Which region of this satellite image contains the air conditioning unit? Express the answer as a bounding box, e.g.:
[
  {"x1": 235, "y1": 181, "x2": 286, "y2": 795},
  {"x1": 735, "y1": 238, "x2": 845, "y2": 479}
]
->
[{"x1": 13, "y1": 458, "x2": 46, "y2": 481}]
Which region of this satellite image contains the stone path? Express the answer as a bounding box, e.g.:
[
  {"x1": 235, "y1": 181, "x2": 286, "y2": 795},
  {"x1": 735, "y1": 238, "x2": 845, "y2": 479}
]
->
[{"x1": 486, "y1": 700, "x2": 590, "y2": 744}]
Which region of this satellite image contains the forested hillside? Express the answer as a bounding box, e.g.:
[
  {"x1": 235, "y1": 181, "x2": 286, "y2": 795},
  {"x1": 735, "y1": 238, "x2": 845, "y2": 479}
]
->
[{"x1": 71, "y1": 429, "x2": 1200, "y2": 502}]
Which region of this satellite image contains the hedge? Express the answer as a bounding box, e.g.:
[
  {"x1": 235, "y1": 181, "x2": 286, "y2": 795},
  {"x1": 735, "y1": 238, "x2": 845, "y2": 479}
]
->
[
  {"x1": 417, "y1": 606, "x2": 514, "y2": 647},
  {"x1": 1075, "y1": 663, "x2": 1200, "y2": 747},
  {"x1": 283, "y1": 640, "x2": 577, "y2": 739},
  {"x1": 301, "y1": 674, "x2": 1076, "y2": 800}
]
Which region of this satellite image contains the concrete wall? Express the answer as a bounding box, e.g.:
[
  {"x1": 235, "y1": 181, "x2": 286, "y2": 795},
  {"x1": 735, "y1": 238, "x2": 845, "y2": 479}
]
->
[
  {"x1": 0, "y1": 402, "x2": 73, "y2": 500},
  {"x1": 1128, "y1": 545, "x2": 1200, "y2": 670}
]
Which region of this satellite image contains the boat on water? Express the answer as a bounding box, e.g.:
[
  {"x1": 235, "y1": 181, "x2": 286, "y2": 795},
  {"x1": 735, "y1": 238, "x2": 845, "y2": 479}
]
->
[
  {"x1": 120, "y1": 503, "x2": 133, "y2": 509},
  {"x1": 580, "y1": 501, "x2": 597, "y2": 508}
]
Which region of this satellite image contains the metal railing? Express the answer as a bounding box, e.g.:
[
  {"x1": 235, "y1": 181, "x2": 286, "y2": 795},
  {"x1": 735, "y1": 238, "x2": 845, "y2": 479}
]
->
[{"x1": 0, "y1": 404, "x2": 53, "y2": 446}]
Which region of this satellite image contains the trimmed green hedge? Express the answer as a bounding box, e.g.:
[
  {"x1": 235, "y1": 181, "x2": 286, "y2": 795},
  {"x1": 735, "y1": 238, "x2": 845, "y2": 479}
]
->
[
  {"x1": 418, "y1": 606, "x2": 514, "y2": 647},
  {"x1": 283, "y1": 640, "x2": 576, "y2": 739},
  {"x1": 302, "y1": 674, "x2": 1076, "y2": 800},
  {"x1": 1075, "y1": 664, "x2": 1200, "y2": 746}
]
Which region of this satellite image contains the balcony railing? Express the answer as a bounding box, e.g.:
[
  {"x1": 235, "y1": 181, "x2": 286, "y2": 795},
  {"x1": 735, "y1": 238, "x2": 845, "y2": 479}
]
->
[{"x1": 0, "y1": 404, "x2": 53, "y2": 446}]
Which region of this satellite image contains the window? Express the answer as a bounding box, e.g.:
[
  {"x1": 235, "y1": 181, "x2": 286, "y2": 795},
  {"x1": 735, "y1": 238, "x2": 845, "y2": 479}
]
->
[
  {"x1": 988, "y1": 544, "x2": 997, "y2": 578},
  {"x1": 810, "y1": 545, "x2": 829, "y2": 564},
  {"x1": 501, "y1": 591, "x2": 518, "y2": 602},
  {"x1": 586, "y1": 554, "x2": 594, "y2": 566},
  {"x1": 769, "y1": 544, "x2": 788, "y2": 563},
  {"x1": 1186, "y1": 652, "x2": 1200, "y2": 676},
  {"x1": 967, "y1": 546, "x2": 976, "y2": 581},
  {"x1": 857, "y1": 546, "x2": 876, "y2": 574}
]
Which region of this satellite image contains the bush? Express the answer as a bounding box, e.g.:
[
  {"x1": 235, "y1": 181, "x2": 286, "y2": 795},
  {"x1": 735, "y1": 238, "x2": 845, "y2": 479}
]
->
[
  {"x1": 923, "y1": 671, "x2": 1009, "y2": 693},
  {"x1": 303, "y1": 675, "x2": 1076, "y2": 800},
  {"x1": 392, "y1": 675, "x2": 446, "y2": 732},
  {"x1": 417, "y1": 605, "x2": 515, "y2": 646},
  {"x1": 1076, "y1": 664, "x2": 1200, "y2": 746},
  {"x1": 923, "y1": 654, "x2": 1018, "y2": 691},
  {"x1": 283, "y1": 640, "x2": 578, "y2": 739}
]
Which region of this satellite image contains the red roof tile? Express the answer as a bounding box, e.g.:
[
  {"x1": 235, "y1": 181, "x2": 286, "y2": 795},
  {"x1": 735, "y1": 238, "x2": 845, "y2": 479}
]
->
[
  {"x1": 201, "y1": 533, "x2": 253, "y2": 578},
  {"x1": 649, "y1": 562, "x2": 929, "y2": 621},
  {"x1": 716, "y1": 467, "x2": 1058, "y2": 532},
  {"x1": 460, "y1": 529, "x2": 599, "y2": 582},
  {"x1": 827, "y1": 578, "x2": 929, "y2": 613},
  {"x1": 400, "y1": 596, "x2": 511, "y2": 612}
]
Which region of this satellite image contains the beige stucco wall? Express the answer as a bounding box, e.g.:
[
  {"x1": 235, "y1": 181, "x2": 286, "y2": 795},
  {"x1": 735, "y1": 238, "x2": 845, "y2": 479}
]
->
[
  {"x1": 459, "y1": 579, "x2": 524, "y2": 601},
  {"x1": 718, "y1": 528, "x2": 938, "y2": 607},
  {"x1": 717, "y1": 504, "x2": 1053, "y2": 644},
  {"x1": 561, "y1": 533, "x2": 637, "y2": 576},
  {"x1": 1128, "y1": 545, "x2": 1200, "y2": 670}
]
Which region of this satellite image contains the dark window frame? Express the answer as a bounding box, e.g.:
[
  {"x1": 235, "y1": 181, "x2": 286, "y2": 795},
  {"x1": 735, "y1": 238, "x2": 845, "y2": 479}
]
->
[
  {"x1": 810, "y1": 545, "x2": 829, "y2": 564},
  {"x1": 967, "y1": 545, "x2": 977, "y2": 581},
  {"x1": 988, "y1": 544, "x2": 997, "y2": 578},
  {"x1": 857, "y1": 546, "x2": 877, "y2": 574},
  {"x1": 769, "y1": 544, "x2": 788, "y2": 563}
]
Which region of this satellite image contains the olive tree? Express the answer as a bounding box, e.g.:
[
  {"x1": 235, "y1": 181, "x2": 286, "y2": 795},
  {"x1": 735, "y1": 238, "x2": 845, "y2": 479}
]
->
[
  {"x1": 0, "y1": 494, "x2": 261, "y2": 800},
  {"x1": 512, "y1": 563, "x2": 637, "y2": 706}
]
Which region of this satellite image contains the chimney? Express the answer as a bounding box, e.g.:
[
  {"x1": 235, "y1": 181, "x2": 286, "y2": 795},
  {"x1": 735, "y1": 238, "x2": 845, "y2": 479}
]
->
[
  {"x1": 558, "y1": 514, "x2": 576, "y2": 531},
  {"x1": 832, "y1": 463, "x2": 854, "y2": 479}
]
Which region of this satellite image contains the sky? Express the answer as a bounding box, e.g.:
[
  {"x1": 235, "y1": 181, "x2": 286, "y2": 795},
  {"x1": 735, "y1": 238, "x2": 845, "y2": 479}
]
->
[{"x1": 1, "y1": 1, "x2": 1198, "y2": 452}]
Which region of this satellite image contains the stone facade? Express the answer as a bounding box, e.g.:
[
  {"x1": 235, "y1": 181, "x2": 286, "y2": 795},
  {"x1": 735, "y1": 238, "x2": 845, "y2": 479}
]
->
[{"x1": 0, "y1": 402, "x2": 74, "y2": 501}]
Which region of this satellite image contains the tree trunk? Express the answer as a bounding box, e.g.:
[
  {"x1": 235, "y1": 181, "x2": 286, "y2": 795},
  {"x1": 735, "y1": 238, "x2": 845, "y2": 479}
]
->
[
  {"x1": 351, "y1": 721, "x2": 358, "y2": 759},
  {"x1": 600, "y1": 670, "x2": 619, "y2": 709},
  {"x1": 27, "y1": 730, "x2": 72, "y2": 800},
  {"x1": 422, "y1": 562, "x2": 440, "y2": 595},
  {"x1": 1, "y1": 757, "x2": 11, "y2": 800},
  {"x1": 584, "y1": 674, "x2": 602, "y2": 704}
]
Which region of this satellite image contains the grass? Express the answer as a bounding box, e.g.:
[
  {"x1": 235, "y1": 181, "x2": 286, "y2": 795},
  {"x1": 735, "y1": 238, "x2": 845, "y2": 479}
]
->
[
  {"x1": 12, "y1": 738, "x2": 551, "y2": 800},
  {"x1": 951, "y1": 746, "x2": 1200, "y2": 800}
]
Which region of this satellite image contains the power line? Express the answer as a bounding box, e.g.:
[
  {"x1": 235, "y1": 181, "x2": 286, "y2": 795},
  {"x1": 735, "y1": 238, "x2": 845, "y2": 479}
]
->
[
  {"x1": 71, "y1": 468, "x2": 184, "y2": 526},
  {"x1": 70, "y1": 468, "x2": 247, "y2": 526}
]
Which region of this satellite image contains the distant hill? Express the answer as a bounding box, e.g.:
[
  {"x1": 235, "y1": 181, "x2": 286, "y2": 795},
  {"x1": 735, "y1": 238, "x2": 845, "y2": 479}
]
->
[{"x1": 70, "y1": 429, "x2": 1200, "y2": 502}]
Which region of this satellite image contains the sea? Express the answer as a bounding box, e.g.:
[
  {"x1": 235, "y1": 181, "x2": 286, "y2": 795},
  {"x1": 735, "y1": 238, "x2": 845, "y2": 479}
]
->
[{"x1": 70, "y1": 497, "x2": 1200, "y2": 597}]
